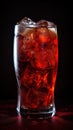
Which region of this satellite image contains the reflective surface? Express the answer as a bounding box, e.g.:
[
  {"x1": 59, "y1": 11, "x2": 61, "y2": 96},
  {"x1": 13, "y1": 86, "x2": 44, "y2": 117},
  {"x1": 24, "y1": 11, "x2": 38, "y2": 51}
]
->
[{"x1": 0, "y1": 100, "x2": 73, "y2": 130}]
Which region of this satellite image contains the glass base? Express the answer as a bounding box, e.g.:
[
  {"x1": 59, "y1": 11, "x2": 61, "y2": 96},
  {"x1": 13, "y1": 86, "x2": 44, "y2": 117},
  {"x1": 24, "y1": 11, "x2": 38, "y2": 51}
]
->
[{"x1": 17, "y1": 105, "x2": 56, "y2": 119}]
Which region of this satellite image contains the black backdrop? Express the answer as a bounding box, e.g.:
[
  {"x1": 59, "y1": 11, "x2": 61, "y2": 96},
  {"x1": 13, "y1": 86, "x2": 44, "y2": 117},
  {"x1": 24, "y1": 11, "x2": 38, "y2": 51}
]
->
[{"x1": 0, "y1": 1, "x2": 73, "y2": 107}]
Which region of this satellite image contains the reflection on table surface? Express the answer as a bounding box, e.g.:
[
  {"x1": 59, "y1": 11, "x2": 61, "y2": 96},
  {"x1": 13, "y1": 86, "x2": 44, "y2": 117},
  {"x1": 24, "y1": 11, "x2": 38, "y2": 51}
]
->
[{"x1": 0, "y1": 100, "x2": 73, "y2": 130}]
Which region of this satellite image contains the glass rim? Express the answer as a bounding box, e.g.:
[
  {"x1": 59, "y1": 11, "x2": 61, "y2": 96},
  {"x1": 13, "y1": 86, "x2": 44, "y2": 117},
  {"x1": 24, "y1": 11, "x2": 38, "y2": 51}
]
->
[
  {"x1": 14, "y1": 24, "x2": 57, "y2": 36},
  {"x1": 15, "y1": 23, "x2": 57, "y2": 28},
  {"x1": 15, "y1": 18, "x2": 57, "y2": 28}
]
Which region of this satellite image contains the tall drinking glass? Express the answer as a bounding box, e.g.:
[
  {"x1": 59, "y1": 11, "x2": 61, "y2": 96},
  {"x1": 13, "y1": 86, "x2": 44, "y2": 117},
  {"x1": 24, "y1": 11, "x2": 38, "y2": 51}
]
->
[{"x1": 13, "y1": 17, "x2": 58, "y2": 119}]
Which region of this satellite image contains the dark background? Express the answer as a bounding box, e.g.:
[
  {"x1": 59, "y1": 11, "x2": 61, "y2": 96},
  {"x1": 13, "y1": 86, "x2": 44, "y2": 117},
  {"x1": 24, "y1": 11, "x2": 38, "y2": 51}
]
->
[{"x1": 0, "y1": 1, "x2": 73, "y2": 107}]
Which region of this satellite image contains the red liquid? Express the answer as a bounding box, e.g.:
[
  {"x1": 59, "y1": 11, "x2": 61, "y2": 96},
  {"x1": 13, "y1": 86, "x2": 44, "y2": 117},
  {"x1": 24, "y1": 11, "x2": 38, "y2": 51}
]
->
[{"x1": 15, "y1": 27, "x2": 58, "y2": 109}]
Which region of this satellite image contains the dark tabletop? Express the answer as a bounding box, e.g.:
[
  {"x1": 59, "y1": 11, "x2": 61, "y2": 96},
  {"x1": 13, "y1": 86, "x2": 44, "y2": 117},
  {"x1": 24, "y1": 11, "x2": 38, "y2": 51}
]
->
[{"x1": 0, "y1": 100, "x2": 73, "y2": 130}]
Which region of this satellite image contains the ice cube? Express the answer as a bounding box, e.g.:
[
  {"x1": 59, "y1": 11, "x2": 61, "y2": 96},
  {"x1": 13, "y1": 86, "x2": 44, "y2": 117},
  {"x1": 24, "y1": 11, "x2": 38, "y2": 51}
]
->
[
  {"x1": 15, "y1": 17, "x2": 36, "y2": 34},
  {"x1": 37, "y1": 20, "x2": 55, "y2": 28},
  {"x1": 17, "y1": 17, "x2": 36, "y2": 27},
  {"x1": 37, "y1": 20, "x2": 57, "y2": 40}
]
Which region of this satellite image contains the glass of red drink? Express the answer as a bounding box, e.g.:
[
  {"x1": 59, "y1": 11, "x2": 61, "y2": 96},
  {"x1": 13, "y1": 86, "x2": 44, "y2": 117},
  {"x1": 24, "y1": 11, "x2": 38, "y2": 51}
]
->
[{"x1": 13, "y1": 17, "x2": 58, "y2": 119}]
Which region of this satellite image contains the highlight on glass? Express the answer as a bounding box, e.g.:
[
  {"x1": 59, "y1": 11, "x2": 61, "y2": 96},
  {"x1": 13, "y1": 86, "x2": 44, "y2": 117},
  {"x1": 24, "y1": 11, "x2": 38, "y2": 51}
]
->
[{"x1": 13, "y1": 17, "x2": 58, "y2": 119}]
